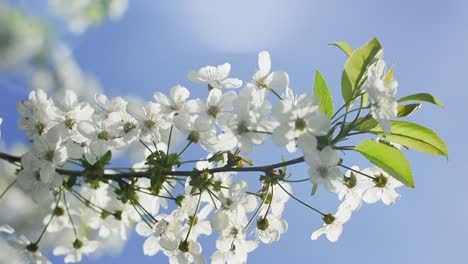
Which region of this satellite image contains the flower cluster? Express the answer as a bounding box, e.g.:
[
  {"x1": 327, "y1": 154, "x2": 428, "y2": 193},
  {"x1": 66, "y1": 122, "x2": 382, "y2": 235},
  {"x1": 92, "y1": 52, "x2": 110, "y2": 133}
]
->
[
  {"x1": 0, "y1": 39, "x2": 447, "y2": 264},
  {"x1": 49, "y1": 0, "x2": 128, "y2": 34}
]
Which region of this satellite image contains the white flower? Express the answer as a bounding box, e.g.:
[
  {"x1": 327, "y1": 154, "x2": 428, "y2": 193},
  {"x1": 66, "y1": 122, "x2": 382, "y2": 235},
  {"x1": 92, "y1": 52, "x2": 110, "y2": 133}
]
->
[
  {"x1": 126, "y1": 102, "x2": 171, "y2": 144},
  {"x1": 27, "y1": 128, "x2": 67, "y2": 184},
  {"x1": 311, "y1": 205, "x2": 352, "y2": 242},
  {"x1": 186, "y1": 89, "x2": 237, "y2": 127},
  {"x1": 363, "y1": 59, "x2": 398, "y2": 134},
  {"x1": 82, "y1": 184, "x2": 136, "y2": 240},
  {"x1": 16, "y1": 167, "x2": 58, "y2": 203},
  {"x1": 94, "y1": 93, "x2": 128, "y2": 120},
  {"x1": 8, "y1": 235, "x2": 51, "y2": 264},
  {"x1": 17, "y1": 89, "x2": 58, "y2": 139},
  {"x1": 333, "y1": 166, "x2": 371, "y2": 211},
  {"x1": 218, "y1": 94, "x2": 277, "y2": 153},
  {"x1": 173, "y1": 115, "x2": 218, "y2": 152},
  {"x1": 135, "y1": 219, "x2": 168, "y2": 256},
  {"x1": 246, "y1": 51, "x2": 289, "y2": 105},
  {"x1": 53, "y1": 90, "x2": 94, "y2": 142},
  {"x1": 53, "y1": 238, "x2": 100, "y2": 263},
  {"x1": 77, "y1": 119, "x2": 122, "y2": 164},
  {"x1": 273, "y1": 88, "x2": 331, "y2": 152},
  {"x1": 305, "y1": 146, "x2": 342, "y2": 192},
  {"x1": 107, "y1": 111, "x2": 140, "y2": 145},
  {"x1": 212, "y1": 210, "x2": 258, "y2": 264},
  {"x1": 360, "y1": 167, "x2": 403, "y2": 205},
  {"x1": 188, "y1": 63, "x2": 243, "y2": 90},
  {"x1": 256, "y1": 214, "x2": 288, "y2": 244},
  {"x1": 154, "y1": 85, "x2": 194, "y2": 118}
]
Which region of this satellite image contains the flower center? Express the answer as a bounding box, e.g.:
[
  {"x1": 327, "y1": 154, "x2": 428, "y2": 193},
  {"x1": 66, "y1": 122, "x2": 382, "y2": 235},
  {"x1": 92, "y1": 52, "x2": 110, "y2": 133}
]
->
[
  {"x1": 123, "y1": 121, "x2": 136, "y2": 133},
  {"x1": 73, "y1": 239, "x2": 83, "y2": 249},
  {"x1": 295, "y1": 118, "x2": 307, "y2": 131},
  {"x1": 98, "y1": 130, "x2": 110, "y2": 141},
  {"x1": 373, "y1": 173, "x2": 388, "y2": 188},
  {"x1": 45, "y1": 150, "x2": 55, "y2": 162},
  {"x1": 236, "y1": 120, "x2": 249, "y2": 135},
  {"x1": 318, "y1": 167, "x2": 329, "y2": 178},
  {"x1": 323, "y1": 213, "x2": 336, "y2": 225},
  {"x1": 65, "y1": 118, "x2": 76, "y2": 129},
  {"x1": 178, "y1": 240, "x2": 192, "y2": 253},
  {"x1": 229, "y1": 227, "x2": 239, "y2": 237},
  {"x1": 257, "y1": 218, "x2": 269, "y2": 231},
  {"x1": 344, "y1": 172, "x2": 357, "y2": 189},
  {"x1": 207, "y1": 105, "x2": 220, "y2": 118},
  {"x1": 144, "y1": 119, "x2": 157, "y2": 129},
  {"x1": 35, "y1": 122, "x2": 46, "y2": 135}
]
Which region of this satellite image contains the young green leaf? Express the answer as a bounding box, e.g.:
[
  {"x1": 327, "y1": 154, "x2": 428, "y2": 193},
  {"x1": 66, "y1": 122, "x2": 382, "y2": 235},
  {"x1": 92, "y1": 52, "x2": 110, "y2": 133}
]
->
[
  {"x1": 398, "y1": 93, "x2": 444, "y2": 108},
  {"x1": 397, "y1": 103, "x2": 421, "y2": 117},
  {"x1": 364, "y1": 121, "x2": 448, "y2": 158},
  {"x1": 314, "y1": 70, "x2": 334, "y2": 117},
  {"x1": 384, "y1": 65, "x2": 395, "y2": 83},
  {"x1": 354, "y1": 139, "x2": 414, "y2": 187},
  {"x1": 330, "y1": 41, "x2": 353, "y2": 56},
  {"x1": 341, "y1": 38, "x2": 383, "y2": 106},
  {"x1": 311, "y1": 184, "x2": 318, "y2": 196}
]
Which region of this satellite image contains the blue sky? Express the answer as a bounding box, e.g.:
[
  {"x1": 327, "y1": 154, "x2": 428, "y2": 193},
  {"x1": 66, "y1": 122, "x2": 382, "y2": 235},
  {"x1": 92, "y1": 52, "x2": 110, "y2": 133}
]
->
[{"x1": 1, "y1": 0, "x2": 467, "y2": 263}]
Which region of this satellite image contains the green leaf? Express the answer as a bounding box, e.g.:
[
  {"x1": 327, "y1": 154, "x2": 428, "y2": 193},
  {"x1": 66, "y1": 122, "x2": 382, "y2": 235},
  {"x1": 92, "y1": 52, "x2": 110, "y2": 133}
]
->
[
  {"x1": 341, "y1": 38, "x2": 383, "y2": 105},
  {"x1": 384, "y1": 65, "x2": 395, "y2": 83},
  {"x1": 354, "y1": 140, "x2": 414, "y2": 187},
  {"x1": 330, "y1": 41, "x2": 353, "y2": 56},
  {"x1": 398, "y1": 93, "x2": 444, "y2": 108},
  {"x1": 310, "y1": 184, "x2": 318, "y2": 196},
  {"x1": 366, "y1": 121, "x2": 449, "y2": 158},
  {"x1": 313, "y1": 70, "x2": 334, "y2": 117},
  {"x1": 397, "y1": 103, "x2": 421, "y2": 117}
]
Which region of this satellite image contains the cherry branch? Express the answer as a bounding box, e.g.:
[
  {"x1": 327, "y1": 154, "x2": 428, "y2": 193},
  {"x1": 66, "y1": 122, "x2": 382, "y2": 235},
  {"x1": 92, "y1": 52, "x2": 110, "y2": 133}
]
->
[{"x1": 0, "y1": 151, "x2": 305, "y2": 180}]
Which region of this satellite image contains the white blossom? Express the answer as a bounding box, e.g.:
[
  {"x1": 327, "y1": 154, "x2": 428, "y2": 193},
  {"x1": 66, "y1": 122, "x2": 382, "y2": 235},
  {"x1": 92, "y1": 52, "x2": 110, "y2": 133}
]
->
[
  {"x1": 246, "y1": 51, "x2": 289, "y2": 106},
  {"x1": 273, "y1": 88, "x2": 330, "y2": 152},
  {"x1": 188, "y1": 63, "x2": 243, "y2": 90},
  {"x1": 360, "y1": 167, "x2": 403, "y2": 205},
  {"x1": 53, "y1": 238, "x2": 100, "y2": 263},
  {"x1": 305, "y1": 146, "x2": 342, "y2": 192},
  {"x1": 363, "y1": 59, "x2": 398, "y2": 133},
  {"x1": 311, "y1": 204, "x2": 352, "y2": 242}
]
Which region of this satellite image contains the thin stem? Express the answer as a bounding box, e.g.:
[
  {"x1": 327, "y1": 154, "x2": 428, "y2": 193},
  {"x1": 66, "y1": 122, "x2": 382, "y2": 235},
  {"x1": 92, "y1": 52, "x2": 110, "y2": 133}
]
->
[
  {"x1": 63, "y1": 192, "x2": 77, "y2": 237},
  {"x1": 167, "y1": 125, "x2": 174, "y2": 154},
  {"x1": 244, "y1": 183, "x2": 270, "y2": 230},
  {"x1": 131, "y1": 200, "x2": 152, "y2": 228},
  {"x1": 206, "y1": 189, "x2": 219, "y2": 209},
  {"x1": 177, "y1": 142, "x2": 192, "y2": 158},
  {"x1": 331, "y1": 103, "x2": 347, "y2": 120},
  {"x1": 282, "y1": 177, "x2": 309, "y2": 183},
  {"x1": 270, "y1": 89, "x2": 283, "y2": 101},
  {"x1": 262, "y1": 184, "x2": 274, "y2": 219},
  {"x1": 277, "y1": 182, "x2": 324, "y2": 216},
  {"x1": 34, "y1": 191, "x2": 63, "y2": 244},
  {"x1": 339, "y1": 164, "x2": 376, "y2": 180},
  {"x1": 0, "y1": 179, "x2": 16, "y2": 201},
  {"x1": 139, "y1": 140, "x2": 154, "y2": 154},
  {"x1": 184, "y1": 192, "x2": 202, "y2": 242},
  {"x1": 332, "y1": 106, "x2": 370, "y2": 125},
  {"x1": 250, "y1": 129, "x2": 272, "y2": 135}
]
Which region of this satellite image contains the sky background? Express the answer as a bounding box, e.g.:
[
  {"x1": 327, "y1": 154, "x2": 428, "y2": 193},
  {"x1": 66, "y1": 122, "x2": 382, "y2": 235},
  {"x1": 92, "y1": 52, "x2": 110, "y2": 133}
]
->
[{"x1": 1, "y1": 0, "x2": 467, "y2": 263}]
